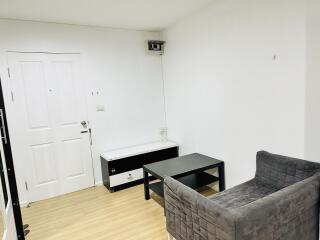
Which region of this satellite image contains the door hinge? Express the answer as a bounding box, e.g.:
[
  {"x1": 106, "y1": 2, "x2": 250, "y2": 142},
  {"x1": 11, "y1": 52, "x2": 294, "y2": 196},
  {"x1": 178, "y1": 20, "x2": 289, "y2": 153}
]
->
[
  {"x1": 11, "y1": 91, "x2": 14, "y2": 102},
  {"x1": 25, "y1": 181, "x2": 29, "y2": 191},
  {"x1": 7, "y1": 68, "x2": 10, "y2": 78},
  {"x1": 89, "y1": 128, "x2": 93, "y2": 146}
]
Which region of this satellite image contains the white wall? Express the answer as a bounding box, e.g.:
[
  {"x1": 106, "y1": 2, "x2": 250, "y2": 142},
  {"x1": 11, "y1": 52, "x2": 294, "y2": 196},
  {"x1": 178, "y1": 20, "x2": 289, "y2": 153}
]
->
[
  {"x1": 305, "y1": 0, "x2": 320, "y2": 161},
  {"x1": 0, "y1": 0, "x2": 315, "y2": 202},
  {"x1": 0, "y1": 19, "x2": 166, "y2": 203},
  {"x1": 162, "y1": 0, "x2": 306, "y2": 187}
]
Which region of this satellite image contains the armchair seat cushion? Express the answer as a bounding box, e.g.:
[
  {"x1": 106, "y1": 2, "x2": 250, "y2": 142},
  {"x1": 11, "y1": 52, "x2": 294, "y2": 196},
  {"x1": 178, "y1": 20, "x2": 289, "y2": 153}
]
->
[{"x1": 209, "y1": 179, "x2": 278, "y2": 209}]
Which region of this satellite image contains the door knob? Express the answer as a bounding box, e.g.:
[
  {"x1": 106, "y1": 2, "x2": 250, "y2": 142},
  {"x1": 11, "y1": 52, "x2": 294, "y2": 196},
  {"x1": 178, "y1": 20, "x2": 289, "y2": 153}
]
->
[{"x1": 81, "y1": 121, "x2": 87, "y2": 128}]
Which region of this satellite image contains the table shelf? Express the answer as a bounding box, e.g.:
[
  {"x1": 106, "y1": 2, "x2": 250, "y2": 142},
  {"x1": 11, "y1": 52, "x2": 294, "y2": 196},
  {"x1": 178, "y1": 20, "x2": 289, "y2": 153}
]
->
[{"x1": 149, "y1": 172, "x2": 219, "y2": 198}]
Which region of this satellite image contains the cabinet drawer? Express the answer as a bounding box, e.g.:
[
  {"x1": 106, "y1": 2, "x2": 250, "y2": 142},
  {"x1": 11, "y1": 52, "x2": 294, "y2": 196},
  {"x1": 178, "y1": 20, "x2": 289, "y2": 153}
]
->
[
  {"x1": 108, "y1": 147, "x2": 178, "y2": 175},
  {"x1": 110, "y1": 169, "x2": 143, "y2": 187}
]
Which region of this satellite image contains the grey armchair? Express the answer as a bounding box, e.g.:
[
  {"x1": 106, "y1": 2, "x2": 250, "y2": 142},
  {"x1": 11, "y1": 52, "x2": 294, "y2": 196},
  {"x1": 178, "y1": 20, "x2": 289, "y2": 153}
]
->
[{"x1": 164, "y1": 151, "x2": 320, "y2": 240}]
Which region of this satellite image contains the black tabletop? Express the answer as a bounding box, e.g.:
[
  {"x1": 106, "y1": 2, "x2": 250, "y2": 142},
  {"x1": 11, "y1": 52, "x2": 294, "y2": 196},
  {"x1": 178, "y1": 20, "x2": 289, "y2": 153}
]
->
[{"x1": 143, "y1": 153, "x2": 223, "y2": 180}]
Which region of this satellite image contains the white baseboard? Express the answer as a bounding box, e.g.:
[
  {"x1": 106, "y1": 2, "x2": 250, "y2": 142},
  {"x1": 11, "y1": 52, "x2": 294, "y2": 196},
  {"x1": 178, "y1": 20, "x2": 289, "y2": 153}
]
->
[
  {"x1": 19, "y1": 201, "x2": 29, "y2": 208},
  {"x1": 95, "y1": 181, "x2": 103, "y2": 186},
  {"x1": 20, "y1": 182, "x2": 104, "y2": 207}
]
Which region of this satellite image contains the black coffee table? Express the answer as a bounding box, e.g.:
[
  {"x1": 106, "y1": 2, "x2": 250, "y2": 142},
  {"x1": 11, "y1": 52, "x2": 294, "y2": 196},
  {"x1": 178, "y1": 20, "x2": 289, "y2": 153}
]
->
[{"x1": 143, "y1": 153, "x2": 225, "y2": 200}]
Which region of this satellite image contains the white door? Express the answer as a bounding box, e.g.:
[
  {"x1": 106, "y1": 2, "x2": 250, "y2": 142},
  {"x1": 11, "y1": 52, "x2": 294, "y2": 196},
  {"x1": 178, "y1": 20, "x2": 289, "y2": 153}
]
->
[{"x1": 7, "y1": 52, "x2": 94, "y2": 202}]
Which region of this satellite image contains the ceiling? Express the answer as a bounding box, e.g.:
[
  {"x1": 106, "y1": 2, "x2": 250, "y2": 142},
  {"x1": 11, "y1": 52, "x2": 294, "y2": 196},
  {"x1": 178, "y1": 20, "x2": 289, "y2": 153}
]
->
[{"x1": 0, "y1": 0, "x2": 213, "y2": 31}]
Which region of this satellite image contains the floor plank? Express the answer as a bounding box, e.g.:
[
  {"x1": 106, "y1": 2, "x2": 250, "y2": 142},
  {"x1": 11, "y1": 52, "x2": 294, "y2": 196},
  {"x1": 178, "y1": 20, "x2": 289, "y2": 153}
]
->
[
  {"x1": 22, "y1": 185, "x2": 167, "y2": 240},
  {"x1": 21, "y1": 184, "x2": 217, "y2": 240}
]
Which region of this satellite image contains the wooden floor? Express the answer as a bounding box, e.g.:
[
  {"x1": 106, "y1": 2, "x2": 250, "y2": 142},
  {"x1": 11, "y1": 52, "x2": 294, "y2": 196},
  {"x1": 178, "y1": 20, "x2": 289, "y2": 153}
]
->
[
  {"x1": 22, "y1": 185, "x2": 168, "y2": 240},
  {"x1": 0, "y1": 211, "x2": 3, "y2": 237},
  {"x1": 21, "y1": 184, "x2": 216, "y2": 240}
]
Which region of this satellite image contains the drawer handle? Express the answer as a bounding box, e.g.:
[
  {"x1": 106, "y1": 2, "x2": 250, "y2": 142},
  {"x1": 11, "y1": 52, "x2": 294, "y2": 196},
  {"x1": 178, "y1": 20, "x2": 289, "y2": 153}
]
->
[
  {"x1": 111, "y1": 168, "x2": 116, "y2": 174},
  {"x1": 128, "y1": 174, "x2": 133, "y2": 179}
]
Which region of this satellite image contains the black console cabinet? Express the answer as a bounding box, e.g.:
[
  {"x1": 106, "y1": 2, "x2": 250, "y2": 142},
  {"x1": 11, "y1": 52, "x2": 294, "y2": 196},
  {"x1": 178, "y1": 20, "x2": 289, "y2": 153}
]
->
[{"x1": 100, "y1": 142, "x2": 178, "y2": 192}]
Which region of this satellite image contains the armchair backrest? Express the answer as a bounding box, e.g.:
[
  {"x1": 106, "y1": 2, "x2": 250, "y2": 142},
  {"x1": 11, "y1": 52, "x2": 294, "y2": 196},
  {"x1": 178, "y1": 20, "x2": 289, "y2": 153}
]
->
[
  {"x1": 255, "y1": 151, "x2": 320, "y2": 189},
  {"x1": 164, "y1": 177, "x2": 237, "y2": 240}
]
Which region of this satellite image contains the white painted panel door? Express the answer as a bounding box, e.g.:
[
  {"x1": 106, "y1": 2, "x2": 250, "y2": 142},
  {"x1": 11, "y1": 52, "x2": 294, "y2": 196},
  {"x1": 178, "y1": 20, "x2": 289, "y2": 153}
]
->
[
  {"x1": 48, "y1": 54, "x2": 93, "y2": 194},
  {"x1": 7, "y1": 53, "x2": 94, "y2": 202}
]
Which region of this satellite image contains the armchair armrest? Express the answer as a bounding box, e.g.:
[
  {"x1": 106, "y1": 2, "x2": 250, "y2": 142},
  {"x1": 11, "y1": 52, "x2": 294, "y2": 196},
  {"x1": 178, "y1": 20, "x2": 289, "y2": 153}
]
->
[
  {"x1": 164, "y1": 177, "x2": 238, "y2": 240},
  {"x1": 236, "y1": 175, "x2": 320, "y2": 240}
]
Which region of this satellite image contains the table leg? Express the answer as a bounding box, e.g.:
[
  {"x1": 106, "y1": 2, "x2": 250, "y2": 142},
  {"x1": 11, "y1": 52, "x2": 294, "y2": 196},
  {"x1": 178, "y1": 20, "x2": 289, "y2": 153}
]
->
[
  {"x1": 143, "y1": 169, "x2": 150, "y2": 200},
  {"x1": 218, "y1": 163, "x2": 225, "y2": 191}
]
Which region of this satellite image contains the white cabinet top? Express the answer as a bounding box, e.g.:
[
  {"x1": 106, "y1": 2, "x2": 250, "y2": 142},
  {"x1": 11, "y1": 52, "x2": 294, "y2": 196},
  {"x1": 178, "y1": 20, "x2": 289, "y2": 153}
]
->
[{"x1": 100, "y1": 141, "x2": 178, "y2": 161}]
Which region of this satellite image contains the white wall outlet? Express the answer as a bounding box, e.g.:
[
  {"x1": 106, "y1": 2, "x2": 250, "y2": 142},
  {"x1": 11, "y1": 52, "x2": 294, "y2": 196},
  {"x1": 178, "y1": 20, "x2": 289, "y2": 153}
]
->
[
  {"x1": 159, "y1": 127, "x2": 168, "y2": 142},
  {"x1": 96, "y1": 105, "x2": 105, "y2": 111}
]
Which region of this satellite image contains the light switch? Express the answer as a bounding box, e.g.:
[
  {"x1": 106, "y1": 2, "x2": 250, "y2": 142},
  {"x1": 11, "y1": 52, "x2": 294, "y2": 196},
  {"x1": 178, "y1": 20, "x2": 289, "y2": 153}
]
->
[{"x1": 96, "y1": 105, "x2": 105, "y2": 111}]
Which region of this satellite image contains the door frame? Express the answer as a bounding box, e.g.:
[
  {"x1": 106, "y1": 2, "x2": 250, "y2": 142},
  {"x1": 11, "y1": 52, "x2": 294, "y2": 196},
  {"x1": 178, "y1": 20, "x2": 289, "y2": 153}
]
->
[
  {"x1": 0, "y1": 76, "x2": 24, "y2": 240},
  {"x1": 3, "y1": 51, "x2": 95, "y2": 205},
  {"x1": 0, "y1": 135, "x2": 18, "y2": 240}
]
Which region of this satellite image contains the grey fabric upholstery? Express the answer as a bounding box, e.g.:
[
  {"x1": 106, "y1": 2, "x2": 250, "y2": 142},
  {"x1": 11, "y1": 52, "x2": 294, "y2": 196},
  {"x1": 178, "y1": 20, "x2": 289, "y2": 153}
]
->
[
  {"x1": 208, "y1": 179, "x2": 278, "y2": 209},
  {"x1": 164, "y1": 151, "x2": 320, "y2": 240},
  {"x1": 255, "y1": 151, "x2": 320, "y2": 189}
]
